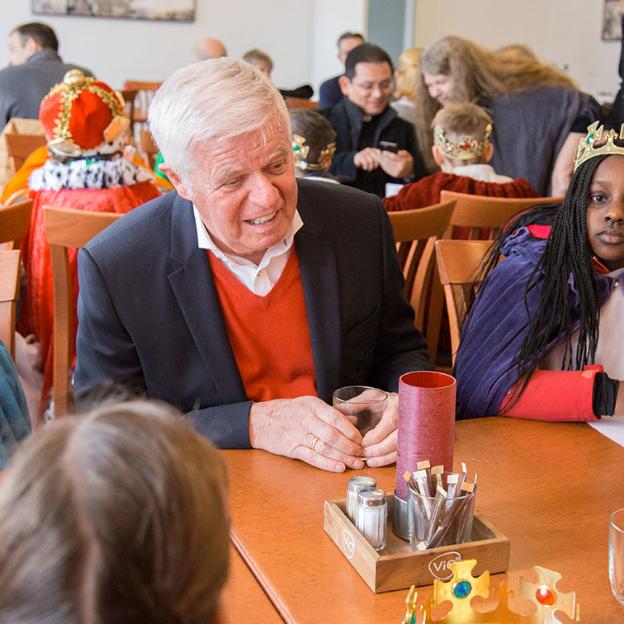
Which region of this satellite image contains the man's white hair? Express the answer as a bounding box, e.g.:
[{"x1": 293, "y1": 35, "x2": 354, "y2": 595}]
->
[{"x1": 149, "y1": 57, "x2": 290, "y2": 178}]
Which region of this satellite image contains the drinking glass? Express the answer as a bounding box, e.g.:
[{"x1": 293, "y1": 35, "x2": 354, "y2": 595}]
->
[
  {"x1": 332, "y1": 386, "x2": 387, "y2": 435},
  {"x1": 610, "y1": 508, "x2": 624, "y2": 605}
]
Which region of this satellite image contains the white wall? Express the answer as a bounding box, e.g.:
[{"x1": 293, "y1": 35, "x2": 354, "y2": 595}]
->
[
  {"x1": 0, "y1": 0, "x2": 316, "y2": 90},
  {"x1": 413, "y1": 0, "x2": 621, "y2": 99}
]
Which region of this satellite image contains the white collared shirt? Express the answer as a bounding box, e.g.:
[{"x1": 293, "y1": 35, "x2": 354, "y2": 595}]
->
[
  {"x1": 193, "y1": 206, "x2": 304, "y2": 296},
  {"x1": 451, "y1": 164, "x2": 513, "y2": 184}
]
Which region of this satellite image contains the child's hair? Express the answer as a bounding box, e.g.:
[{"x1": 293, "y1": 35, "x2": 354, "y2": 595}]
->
[
  {"x1": 479, "y1": 155, "x2": 607, "y2": 397},
  {"x1": 0, "y1": 399, "x2": 230, "y2": 624},
  {"x1": 432, "y1": 102, "x2": 493, "y2": 164},
  {"x1": 290, "y1": 109, "x2": 336, "y2": 172},
  {"x1": 242, "y1": 48, "x2": 273, "y2": 72}
]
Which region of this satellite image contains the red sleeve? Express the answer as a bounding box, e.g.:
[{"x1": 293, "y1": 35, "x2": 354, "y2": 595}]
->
[{"x1": 500, "y1": 365, "x2": 603, "y2": 422}]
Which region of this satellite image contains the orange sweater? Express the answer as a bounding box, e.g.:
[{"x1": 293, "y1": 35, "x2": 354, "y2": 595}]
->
[{"x1": 208, "y1": 248, "x2": 317, "y2": 402}]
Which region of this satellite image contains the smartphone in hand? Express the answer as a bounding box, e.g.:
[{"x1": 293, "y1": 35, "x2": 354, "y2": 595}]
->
[{"x1": 378, "y1": 140, "x2": 399, "y2": 153}]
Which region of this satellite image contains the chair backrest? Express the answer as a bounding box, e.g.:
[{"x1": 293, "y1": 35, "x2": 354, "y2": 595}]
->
[
  {"x1": 389, "y1": 199, "x2": 455, "y2": 314},
  {"x1": 43, "y1": 207, "x2": 122, "y2": 417},
  {"x1": 138, "y1": 129, "x2": 159, "y2": 169},
  {"x1": 0, "y1": 250, "x2": 21, "y2": 358},
  {"x1": 120, "y1": 88, "x2": 138, "y2": 127},
  {"x1": 439, "y1": 190, "x2": 562, "y2": 240},
  {"x1": 5, "y1": 133, "x2": 47, "y2": 174},
  {"x1": 122, "y1": 80, "x2": 162, "y2": 125},
  {"x1": 435, "y1": 239, "x2": 494, "y2": 364},
  {"x1": 285, "y1": 97, "x2": 318, "y2": 110},
  {"x1": 0, "y1": 200, "x2": 33, "y2": 250}
]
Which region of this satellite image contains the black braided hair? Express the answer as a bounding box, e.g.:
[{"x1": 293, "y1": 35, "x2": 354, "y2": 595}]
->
[{"x1": 479, "y1": 155, "x2": 608, "y2": 402}]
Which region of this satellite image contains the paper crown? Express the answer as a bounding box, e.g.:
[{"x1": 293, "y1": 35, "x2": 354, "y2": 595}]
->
[
  {"x1": 292, "y1": 134, "x2": 336, "y2": 171},
  {"x1": 402, "y1": 559, "x2": 579, "y2": 623},
  {"x1": 39, "y1": 69, "x2": 129, "y2": 157},
  {"x1": 433, "y1": 123, "x2": 492, "y2": 161},
  {"x1": 574, "y1": 121, "x2": 624, "y2": 172}
]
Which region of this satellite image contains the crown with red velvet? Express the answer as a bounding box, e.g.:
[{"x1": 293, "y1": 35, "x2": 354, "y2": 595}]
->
[{"x1": 39, "y1": 69, "x2": 128, "y2": 156}]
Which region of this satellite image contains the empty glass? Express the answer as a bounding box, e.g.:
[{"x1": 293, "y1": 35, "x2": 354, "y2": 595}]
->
[
  {"x1": 610, "y1": 508, "x2": 624, "y2": 605},
  {"x1": 332, "y1": 386, "x2": 387, "y2": 435}
]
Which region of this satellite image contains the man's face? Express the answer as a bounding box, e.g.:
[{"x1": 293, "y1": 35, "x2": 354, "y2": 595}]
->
[
  {"x1": 338, "y1": 36, "x2": 363, "y2": 65},
  {"x1": 8, "y1": 31, "x2": 34, "y2": 66},
  {"x1": 586, "y1": 155, "x2": 624, "y2": 271},
  {"x1": 171, "y1": 119, "x2": 298, "y2": 265},
  {"x1": 423, "y1": 72, "x2": 455, "y2": 107},
  {"x1": 341, "y1": 62, "x2": 393, "y2": 116}
]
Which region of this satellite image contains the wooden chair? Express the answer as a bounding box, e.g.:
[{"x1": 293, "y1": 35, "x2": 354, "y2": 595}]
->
[
  {"x1": 138, "y1": 129, "x2": 159, "y2": 169},
  {"x1": 0, "y1": 250, "x2": 21, "y2": 358},
  {"x1": 5, "y1": 133, "x2": 47, "y2": 175},
  {"x1": 43, "y1": 207, "x2": 122, "y2": 417},
  {"x1": 439, "y1": 190, "x2": 562, "y2": 240},
  {"x1": 388, "y1": 200, "x2": 455, "y2": 362},
  {"x1": 120, "y1": 88, "x2": 138, "y2": 129},
  {"x1": 0, "y1": 200, "x2": 33, "y2": 250},
  {"x1": 435, "y1": 239, "x2": 494, "y2": 365},
  {"x1": 122, "y1": 80, "x2": 162, "y2": 125},
  {"x1": 285, "y1": 97, "x2": 318, "y2": 110}
]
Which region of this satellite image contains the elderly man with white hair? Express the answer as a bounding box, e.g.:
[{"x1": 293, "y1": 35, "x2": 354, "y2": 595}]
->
[{"x1": 74, "y1": 58, "x2": 430, "y2": 472}]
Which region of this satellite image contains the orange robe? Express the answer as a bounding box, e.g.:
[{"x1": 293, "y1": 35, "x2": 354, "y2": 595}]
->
[{"x1": 18, "y1": 181, "x2": 161, "y2": 412}]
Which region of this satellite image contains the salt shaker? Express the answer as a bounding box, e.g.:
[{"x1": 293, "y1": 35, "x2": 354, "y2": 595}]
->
[
  {"x1": 356, "y1": 488, "x2": 387, "y2": 551},
  {"x1": 346, "y1": 475, "x2": 376, "y2": 523}
]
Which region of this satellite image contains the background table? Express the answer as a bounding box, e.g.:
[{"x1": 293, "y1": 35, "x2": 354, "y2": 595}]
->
[{"x1": 224, "y1": 418, "x2": 624, "y2": 623}]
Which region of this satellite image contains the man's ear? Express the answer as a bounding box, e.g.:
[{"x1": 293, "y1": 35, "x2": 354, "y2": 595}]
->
[
  {"x1": 338, "y1": 75, "x2": 351, "y2": 97},
  {"x1": 25, "y1": 37, "x2": 41, "y2": 54},
  {"x1": 158, "y1": 165, "x2": 193, "y2": 200}
]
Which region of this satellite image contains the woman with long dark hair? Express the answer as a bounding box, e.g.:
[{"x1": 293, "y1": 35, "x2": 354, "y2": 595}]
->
[{"x1": 454, "y1": 124, "x2": 624, "y2": 421}]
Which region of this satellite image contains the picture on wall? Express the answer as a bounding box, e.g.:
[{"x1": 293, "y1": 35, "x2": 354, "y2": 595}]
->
[
  {"x1": 32, "y1": 0, "x2": 195, "y2": 22},
  {"x1": 603, "y1": 0, "x2": 623, "y2": 40}
]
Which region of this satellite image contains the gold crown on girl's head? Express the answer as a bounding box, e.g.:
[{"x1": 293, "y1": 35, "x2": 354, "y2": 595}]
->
[
  {"x1": 574, "y1": 121, "x2": 624, "y2": 171},
  {"x1": 401, "y1": 559, "x2": 580, "y2": 623}
]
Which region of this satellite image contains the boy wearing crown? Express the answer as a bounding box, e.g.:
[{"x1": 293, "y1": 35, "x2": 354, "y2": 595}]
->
[
  {"x1": 454, "y1": 122, "x2": 624, "y2": 421},
  {"x1": 290, "y1": 110, "x2": 339, "y2": 183},
  {"x1": 383, "y1": 102, "x2": 536, "y2": 213}
]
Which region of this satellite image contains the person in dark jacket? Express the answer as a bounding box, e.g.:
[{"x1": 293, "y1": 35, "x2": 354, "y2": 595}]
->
[
  {"x1": 318, "y1": 31, "x2": 364, "y2": 109},
  {"x1": 322, "y1": 43, "x2": 426, "y2": 197}
]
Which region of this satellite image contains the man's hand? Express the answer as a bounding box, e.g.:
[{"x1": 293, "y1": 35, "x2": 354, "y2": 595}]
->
[
  {"x1": 249, "y1": 396, "x2": 364, "y2": 472},
  {"x1": 354, "y1": 147, "x2": 381, "y2": 171},
  {"x1": 361, "y1": 392, "x2": 398, "y2": 467},
  {"x1": 378, "y1": 149, "x2": 414, "y2": 178}
]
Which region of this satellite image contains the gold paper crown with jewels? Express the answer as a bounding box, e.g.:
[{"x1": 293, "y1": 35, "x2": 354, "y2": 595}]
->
[
  {"x1": 292, "y1": 134, "x2": 336, "y2": 171},
  {"x1": 433, "y1": 123, "x2": 492, "y2": 161},
  {"x1": 574, "y1": 121, "x2": 624, "y2": 172},
  {"x1": 401, "y1": 559, "x2": 580, "y2": 624}
]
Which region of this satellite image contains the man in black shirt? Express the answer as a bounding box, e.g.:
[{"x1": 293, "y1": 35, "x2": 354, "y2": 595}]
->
[{"x1": 321, "y1": 43, "x2": 426, "y2": 197}]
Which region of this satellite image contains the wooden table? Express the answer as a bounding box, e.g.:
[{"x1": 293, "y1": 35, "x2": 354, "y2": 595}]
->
[
  {"x1": 223, "y1": 546, "x2": 283, "y2": 622},
  {"x1": 224, "y1": 418, "x2": 624, "y2": 623}
]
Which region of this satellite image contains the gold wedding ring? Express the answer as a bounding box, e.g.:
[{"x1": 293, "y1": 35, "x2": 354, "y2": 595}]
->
[{"x1": 310, "y1": 435, "x2": 320, "y2": 452}]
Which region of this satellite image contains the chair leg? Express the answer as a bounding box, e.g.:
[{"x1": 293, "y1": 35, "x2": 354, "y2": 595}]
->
[{"x1": 426, "y1": 269, "x2": 444, "y2": 365}]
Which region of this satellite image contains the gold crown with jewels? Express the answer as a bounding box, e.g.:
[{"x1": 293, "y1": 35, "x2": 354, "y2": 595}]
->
[
  {"x1": 401, "y1": 559, "x2": 579, "y2": 623},
  {"x1": 574, "y1": 121, "x2": 624, "y2": 172},
  {"x1": 433, "y1": 123, "x2": 492, "y2": 160}
]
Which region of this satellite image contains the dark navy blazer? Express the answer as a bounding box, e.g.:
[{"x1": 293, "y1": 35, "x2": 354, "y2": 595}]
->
[{"x1": 74, "y1": 179, "x2": 430, "y2": 448}]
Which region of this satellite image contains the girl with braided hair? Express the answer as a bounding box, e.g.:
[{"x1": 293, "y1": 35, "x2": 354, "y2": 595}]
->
[{"x1": 454, "y1": 126, "x2": 624, "y2": 421}]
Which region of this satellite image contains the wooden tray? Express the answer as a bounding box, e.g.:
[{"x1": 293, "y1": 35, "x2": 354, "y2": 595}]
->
[{"x1": 323, "y1": 494, "x2": 510, "y2": 593}]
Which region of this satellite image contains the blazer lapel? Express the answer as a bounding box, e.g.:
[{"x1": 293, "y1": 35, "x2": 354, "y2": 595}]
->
[
  {"x1": 167, "y1": 196, "x2": 245, "y2": 404},
  {"x1": 296, "y1": 189, "x2": 341, "y2": 402}
]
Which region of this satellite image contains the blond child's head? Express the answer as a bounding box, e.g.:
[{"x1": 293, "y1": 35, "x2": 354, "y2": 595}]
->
[{"x1": 431, "y1": 102, "x2": 493, "y2": 171}]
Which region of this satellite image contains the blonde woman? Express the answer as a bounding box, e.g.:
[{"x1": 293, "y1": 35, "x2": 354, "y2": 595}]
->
[
  {"x1": 414, "y1": 36, "x2": 599, "y2": 194},
  {"x1": 391, "y1": 47, "x2": 422, "y2": 125}
]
